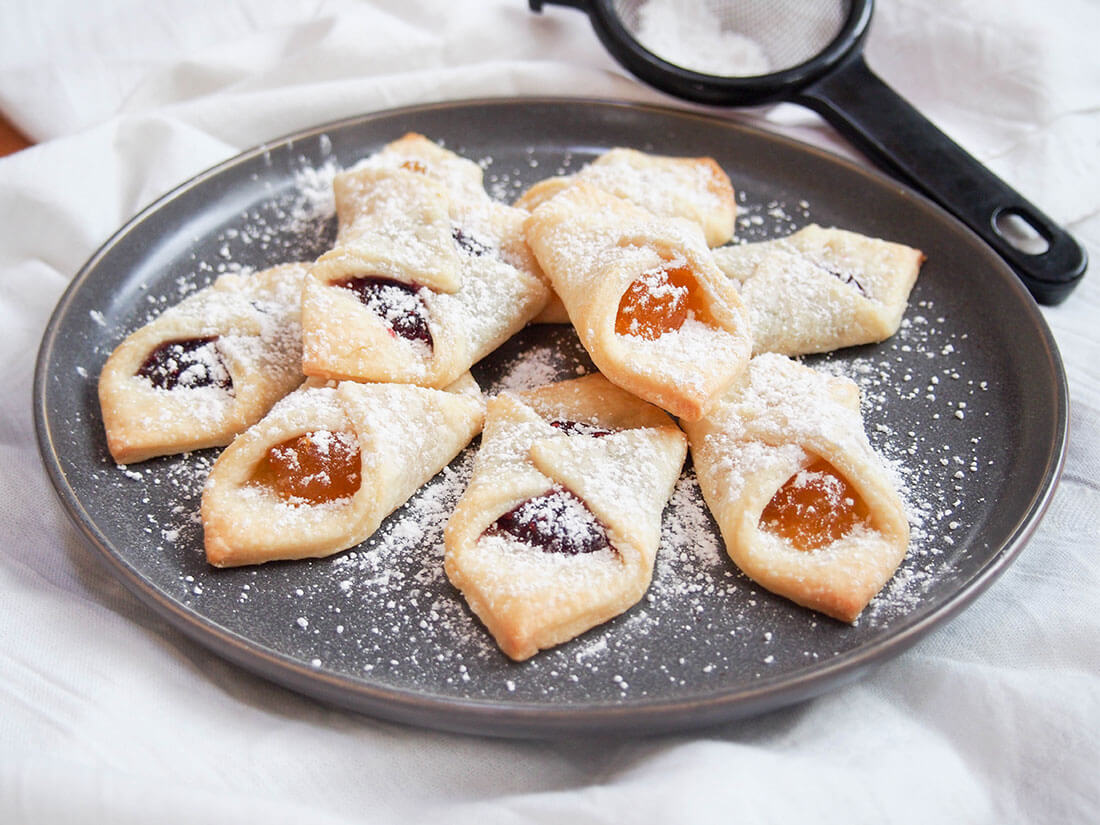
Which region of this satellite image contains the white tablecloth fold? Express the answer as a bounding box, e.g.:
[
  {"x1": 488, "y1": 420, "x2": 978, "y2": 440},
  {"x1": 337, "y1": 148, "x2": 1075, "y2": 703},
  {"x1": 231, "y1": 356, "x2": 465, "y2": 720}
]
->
[{"x1": 2, "y1": 1, "x2": 1097, "y2": 823}]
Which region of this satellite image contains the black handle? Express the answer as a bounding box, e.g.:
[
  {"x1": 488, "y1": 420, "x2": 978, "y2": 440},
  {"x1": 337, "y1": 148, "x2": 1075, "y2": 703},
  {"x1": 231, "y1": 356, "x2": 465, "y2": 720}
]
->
[
  {"x1": 794, "y1": 52, "x2": 1086, "y2": 305},
  {"x1": 529, "y1": 0, "x2": 589, "y2": 9}
]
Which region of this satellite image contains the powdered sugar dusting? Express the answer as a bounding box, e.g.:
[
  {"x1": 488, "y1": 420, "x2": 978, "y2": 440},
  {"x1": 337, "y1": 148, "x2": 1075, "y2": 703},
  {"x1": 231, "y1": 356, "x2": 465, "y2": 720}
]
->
[
  {"x1": 811, "y1": 300, "x2": 992, "y2": 620},
  {"x1": 85, "y1": 132, "x2": 1017, "y2": 712},
  {"x1": 633, "y1": 0, "x2": 771, "y2": 77},
  {"x1": 128, "y1": 283, "x2": 969, "y2": 695}
]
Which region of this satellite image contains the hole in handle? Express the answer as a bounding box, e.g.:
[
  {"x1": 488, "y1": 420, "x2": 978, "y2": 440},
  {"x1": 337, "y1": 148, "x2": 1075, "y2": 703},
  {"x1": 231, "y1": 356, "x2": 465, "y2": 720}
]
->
[{"x1": 993, "y1": 208, "x2": 1051, "y2": 256}]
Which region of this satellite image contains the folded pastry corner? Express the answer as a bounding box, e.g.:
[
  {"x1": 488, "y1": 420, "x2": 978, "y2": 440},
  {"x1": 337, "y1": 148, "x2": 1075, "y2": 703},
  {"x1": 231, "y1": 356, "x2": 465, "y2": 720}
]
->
[
  {"x1": 444, "y1": 373, "x2": 687, "y2": 660},
  {"x1": 516, "y1": 146, "x2": 737, "y2": 247},
  {"x1": 363, "y1": 131, "x2": 488, "y2": 204},
  {"x1": 712, "y1": 224, "x2": 924, "y2": 356},
  {"x1": 681, "y1": 353, "x2": 910, "y2": 623},
  {"x1": 98, "y1": 262, "x2": 309, "y2": 464},
  {"x1": 328, "y1": 165, "x2": 465, "y2": 293},
  {"x1": 524, "y1": 182, "x2": 752, "y2": 421},
  {"x1": 201, "y1": 373, "x2": 485, "y2": 568}
]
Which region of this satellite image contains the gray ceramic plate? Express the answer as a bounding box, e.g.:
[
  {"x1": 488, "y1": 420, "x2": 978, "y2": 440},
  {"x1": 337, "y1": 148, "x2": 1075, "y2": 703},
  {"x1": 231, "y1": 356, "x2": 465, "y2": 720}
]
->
[{"x1": 35, "y1": 99, "x2": 1067, "y2": 737}]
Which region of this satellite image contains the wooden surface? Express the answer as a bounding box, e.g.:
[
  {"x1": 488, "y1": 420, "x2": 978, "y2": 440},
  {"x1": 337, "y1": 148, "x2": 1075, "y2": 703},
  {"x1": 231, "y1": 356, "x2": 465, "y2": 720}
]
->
[{"x1": 0, "y1": 113, "x2": 31, "y2": 156}]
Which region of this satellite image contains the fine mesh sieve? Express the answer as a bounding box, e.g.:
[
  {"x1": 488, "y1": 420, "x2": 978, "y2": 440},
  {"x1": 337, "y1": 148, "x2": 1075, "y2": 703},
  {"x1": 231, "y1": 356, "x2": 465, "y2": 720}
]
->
[
  {"x1": 530, "y1": 0, "x2": 1086, "y2": 304},
  {"x1": 612, "y1": 0, "x2": 847, "y2": 78}
]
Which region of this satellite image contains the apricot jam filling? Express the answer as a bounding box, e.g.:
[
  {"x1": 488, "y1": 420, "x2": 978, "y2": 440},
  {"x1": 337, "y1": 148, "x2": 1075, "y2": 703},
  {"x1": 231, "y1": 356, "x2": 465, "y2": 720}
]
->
[
  {"x1": 252, "y1": 430, "x2": 362, "y2": 505},
  {"x1": 484, "y1": 486, "x2": 611, "y2": 556},
  {"x1": 138, "y1": 336, "x2": 232, "y2": 392},
  {"x1": 336, "y1": 275, "x2": 432, "y2": 348},
  {"x1": 759, "y1": 459, "x2": 872, "y2": 551},
  {"x1": 615, "y1": 260, "x2": 712, "y2": 340}
]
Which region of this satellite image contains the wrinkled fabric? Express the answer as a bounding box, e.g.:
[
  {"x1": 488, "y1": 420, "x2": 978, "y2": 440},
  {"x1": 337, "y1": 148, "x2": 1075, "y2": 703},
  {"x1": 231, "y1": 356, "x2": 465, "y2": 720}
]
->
[{"x1": 1, "y1": 1, "x2": 1098, "y2": 823}]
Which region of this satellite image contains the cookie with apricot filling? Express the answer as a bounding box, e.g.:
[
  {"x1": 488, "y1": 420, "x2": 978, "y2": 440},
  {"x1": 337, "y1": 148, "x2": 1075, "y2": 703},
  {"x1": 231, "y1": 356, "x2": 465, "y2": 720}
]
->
[
  {"x1": 202, "y1": 373, "x2": 484, "y2": 567},
  {"x1": 681, "y1": 354, "x2": 910, "y2": 623}
]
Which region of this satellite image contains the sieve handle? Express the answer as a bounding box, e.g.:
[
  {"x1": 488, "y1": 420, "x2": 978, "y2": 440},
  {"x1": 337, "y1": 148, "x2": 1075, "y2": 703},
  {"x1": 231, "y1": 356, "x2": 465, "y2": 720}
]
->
[{"x1": 794, "y1": 52, "x2": 1086, "y2": 305}]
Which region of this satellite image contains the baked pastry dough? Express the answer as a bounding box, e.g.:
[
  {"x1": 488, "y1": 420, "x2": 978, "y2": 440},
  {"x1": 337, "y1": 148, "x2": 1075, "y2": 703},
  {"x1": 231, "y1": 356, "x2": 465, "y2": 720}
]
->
[
  {"x1": 681, "y1": 353, "x2": 910, "y2": 622},
  {"x1": 355, "y1": 132, "x2": 544, "y2": 281},
  {"x1": 444, "y1": 373, "x2": 687, "y2": 661},
  {"x1": 357, "y1": 131, "x2": 488, "y2": 205},
  {"x1": 202, "y1": 373, "x2": 484, "y2": 567},
  {"x1": 98, "y1": 263, "x2": 308, "y2": 464},
  {"x1": 519, "y1": 147, "x2": 737, "y2": 324},
  {"x1": 301, "y1": 139, "x2": 550, "y2": 388},
  {"x1": 524, "y1": 182, "x2": 752, "y2": 421},
  {"x1": 516, "y1": 147, "x2": 736, "y2": 247},
  {"x1": 712, "y1": 224, "x2": 924, "y2": 356}
]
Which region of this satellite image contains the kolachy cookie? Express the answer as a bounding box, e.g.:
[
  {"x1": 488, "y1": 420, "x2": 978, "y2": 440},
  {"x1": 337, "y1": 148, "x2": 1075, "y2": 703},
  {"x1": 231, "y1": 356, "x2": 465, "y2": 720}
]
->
[
  {"x1": 301, "y1": 139, "x2": 550, "y2": 388},
  {"x1": 202, "y1": 373, "x2": 485, "y2": 567},
  {"x1": 444, "y1": 373, "x2": 687, "y2": 661},
  {"x1": 712, "y1": 224, "x2": 924, "y2": 356},
  {"x1": 98, "y1": 262, "x2": 308, "y2": 464},
  {"x1": 524, "y1": 182, "x2": 752, "y2": 421},
  {"x1": 681, "y1": 353, "x2": 910, "y2": 623}
]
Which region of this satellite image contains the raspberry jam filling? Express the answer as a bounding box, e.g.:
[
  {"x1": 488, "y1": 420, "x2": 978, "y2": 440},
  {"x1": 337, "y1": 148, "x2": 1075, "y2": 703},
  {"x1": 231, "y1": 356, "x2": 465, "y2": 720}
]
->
[
  {"x1": 759, "y1": 459, "x2": 872, "y2": 551},
  {"x1": 137, "y1": 336, "x2": 232, "y2": 392},
  {"x1": 485, "y1": 486, "x2": 611, "y2": 556},
  {"x1": 337, "y1": 276, "x2": 432, "y2": 348},
  {"x1": 826, "y1": 266, "x2": 868, "y2": 297},
  {"x1": 548, "y1": 419, "x2": 613, "y2": 438},
  {"x1": 252, "y1": 429, "x2": 362, "y2": 505},
  {"x1": 452, "y1": 227, "x2": 492, "y2": 257},
  {"x1": 615, "y1": 260, "x2": 713, "y2": 340}
]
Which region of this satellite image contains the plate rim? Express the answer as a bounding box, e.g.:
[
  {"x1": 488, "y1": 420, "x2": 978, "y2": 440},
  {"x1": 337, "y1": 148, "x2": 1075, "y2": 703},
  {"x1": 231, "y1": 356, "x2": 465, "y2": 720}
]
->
[{"x1": 33, "y1": 96, "x2": 1069, "y2": 738}]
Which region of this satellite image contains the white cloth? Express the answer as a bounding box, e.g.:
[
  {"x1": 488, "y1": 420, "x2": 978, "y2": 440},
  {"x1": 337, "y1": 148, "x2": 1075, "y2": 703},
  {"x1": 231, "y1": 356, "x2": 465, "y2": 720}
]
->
[{"x1": 2, "y1": 1, "x2": 1098, "y2": 823}]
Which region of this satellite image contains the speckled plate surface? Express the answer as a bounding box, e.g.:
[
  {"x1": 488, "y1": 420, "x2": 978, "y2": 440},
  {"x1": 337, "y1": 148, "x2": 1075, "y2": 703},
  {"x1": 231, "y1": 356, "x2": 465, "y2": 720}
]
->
[{"x1": 34, "y1": 98, "x2": 1067, "y2": 738}]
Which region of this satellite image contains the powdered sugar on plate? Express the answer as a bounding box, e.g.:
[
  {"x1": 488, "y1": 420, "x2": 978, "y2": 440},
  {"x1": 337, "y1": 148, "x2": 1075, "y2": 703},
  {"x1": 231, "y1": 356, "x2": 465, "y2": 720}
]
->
[
  {"x1": 83, "y1": 130, "x2": 1014, "y2": 712},
  {"x1": 116, "y1": 285, "x2": 976, "y2": 700}
]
